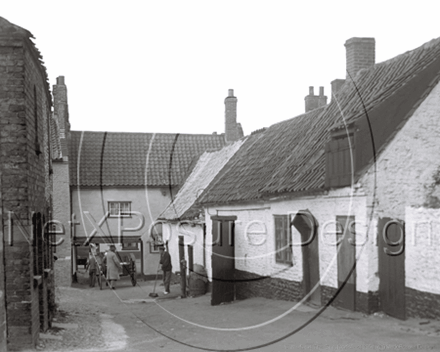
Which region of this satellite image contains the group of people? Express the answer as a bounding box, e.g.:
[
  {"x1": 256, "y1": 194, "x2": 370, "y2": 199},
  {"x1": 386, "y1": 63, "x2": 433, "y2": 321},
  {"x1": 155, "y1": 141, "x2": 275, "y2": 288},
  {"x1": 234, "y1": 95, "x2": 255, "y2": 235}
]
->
[
  {"x1": 85, "y1": 244, "x2": 124, "y2": 289},
  {"x1": 85, "y1": 244, "x2": 172, "y2": 293}
]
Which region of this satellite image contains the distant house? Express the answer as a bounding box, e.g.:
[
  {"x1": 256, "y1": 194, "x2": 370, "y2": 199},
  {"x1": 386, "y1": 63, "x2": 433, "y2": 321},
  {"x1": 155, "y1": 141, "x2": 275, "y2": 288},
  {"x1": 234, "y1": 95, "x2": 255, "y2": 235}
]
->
[
  {"x1": 0, "y1": 17, "x2": 62, "y2": 350},
  {"x1": 198, "y1": 37, "x2": 440, "y2": 319},
  {"x1": 53, "y1": 89, "x2": 244, "y2": 282}
]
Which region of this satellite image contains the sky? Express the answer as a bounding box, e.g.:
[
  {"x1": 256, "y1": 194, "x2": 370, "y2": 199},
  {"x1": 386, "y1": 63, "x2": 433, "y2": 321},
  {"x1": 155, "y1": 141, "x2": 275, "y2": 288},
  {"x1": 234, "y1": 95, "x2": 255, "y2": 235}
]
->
[{"x1": 2, "y1": 1, "x2": 439, "y2": 136}]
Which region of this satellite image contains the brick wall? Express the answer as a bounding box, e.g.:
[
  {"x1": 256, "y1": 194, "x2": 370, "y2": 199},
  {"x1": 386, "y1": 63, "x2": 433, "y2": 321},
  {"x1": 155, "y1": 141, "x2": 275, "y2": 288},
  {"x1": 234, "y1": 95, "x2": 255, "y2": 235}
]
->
[
  {"x1": 52, "y1": 160, "x2": 71, "y2": 286},
  {"x1": 224, "y1": 89, "x2": 238, "y2": 143},
  {"x1": 0, "y1": 20, "x2": 55, "y2": 350}
]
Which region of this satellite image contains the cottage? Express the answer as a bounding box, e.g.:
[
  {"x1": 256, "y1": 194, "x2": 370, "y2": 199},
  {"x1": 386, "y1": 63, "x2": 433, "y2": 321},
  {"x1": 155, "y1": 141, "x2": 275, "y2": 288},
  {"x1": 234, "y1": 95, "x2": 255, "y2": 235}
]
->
[
  {"x1": 0, "y1": 17, "x2": 61, "y2": 350},
  {"x1": 198, "y1": 37, "x2": 440, "y2": 319},
  {"x1": 157, "y1": 136, "x2": 244, "y2": 281}
]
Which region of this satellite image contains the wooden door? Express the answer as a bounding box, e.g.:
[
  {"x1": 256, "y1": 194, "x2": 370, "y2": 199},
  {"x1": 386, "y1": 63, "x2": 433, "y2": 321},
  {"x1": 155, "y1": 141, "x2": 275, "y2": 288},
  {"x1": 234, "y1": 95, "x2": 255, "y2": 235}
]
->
[
  {"x1": 378, "y1": 217, "x2": 405, "y2": 320},
  {"x1": 335, "y1": 216, "x2": 356, "y2": 311},
  {"x1": 292, "y1": 210, "x2": 321, "y2": 305},
  {"x1": 211, "y1": 216, "x2": 236, "y2": 306}
]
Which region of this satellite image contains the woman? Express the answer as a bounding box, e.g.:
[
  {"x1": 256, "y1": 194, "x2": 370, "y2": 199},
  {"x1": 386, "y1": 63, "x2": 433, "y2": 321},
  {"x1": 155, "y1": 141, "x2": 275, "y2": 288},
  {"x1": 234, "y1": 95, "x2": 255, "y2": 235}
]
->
[{"x1": 105, "y1": 245, "x2": 122, "y2": 289}]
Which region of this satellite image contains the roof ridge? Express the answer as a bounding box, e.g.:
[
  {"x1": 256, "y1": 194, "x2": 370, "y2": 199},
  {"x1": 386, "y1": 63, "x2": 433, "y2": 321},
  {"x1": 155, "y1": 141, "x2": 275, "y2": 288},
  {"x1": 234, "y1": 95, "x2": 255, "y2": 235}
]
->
[
  {"x1": 376, "y1": 36, "x2": 440, "y2": 67},
  {"x1": 70, "y1": 130, "x2": 226, "y2": 137}
]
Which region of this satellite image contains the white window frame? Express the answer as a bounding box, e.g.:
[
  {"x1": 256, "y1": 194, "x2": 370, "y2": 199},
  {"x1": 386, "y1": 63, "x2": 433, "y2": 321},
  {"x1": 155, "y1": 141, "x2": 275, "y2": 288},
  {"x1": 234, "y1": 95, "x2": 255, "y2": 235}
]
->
[{"x1": 108, "y1": 201, "x2": 131, "y2": 218}]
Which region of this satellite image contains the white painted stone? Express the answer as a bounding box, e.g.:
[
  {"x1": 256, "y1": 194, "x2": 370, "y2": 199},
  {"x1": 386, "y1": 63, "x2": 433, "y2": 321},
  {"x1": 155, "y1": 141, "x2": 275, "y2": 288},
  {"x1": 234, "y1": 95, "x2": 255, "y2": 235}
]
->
[{"x1": 405, "y1": 206, "x2": 440, "y2": 295}]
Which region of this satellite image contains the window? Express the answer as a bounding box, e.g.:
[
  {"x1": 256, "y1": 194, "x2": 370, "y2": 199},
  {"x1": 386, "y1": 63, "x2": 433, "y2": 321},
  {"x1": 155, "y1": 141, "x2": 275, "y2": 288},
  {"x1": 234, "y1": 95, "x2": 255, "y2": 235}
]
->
[
  {"x1": 122, "y1": 242, "x2": 139, "y2": 250},
  {"x1": 108, "y1": 202, "x2": 131, "y2": 217},
  {"x1": 274, "y1": 215, "x2": 292, "y2": 265},
  {"x1": 149, "y1": 242, "x2": 160, "y2": 253}
]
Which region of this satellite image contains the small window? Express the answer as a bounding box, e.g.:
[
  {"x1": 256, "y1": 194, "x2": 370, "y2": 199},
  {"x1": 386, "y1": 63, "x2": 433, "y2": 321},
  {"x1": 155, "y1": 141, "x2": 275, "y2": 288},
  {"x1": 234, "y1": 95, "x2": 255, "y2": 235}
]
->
[
  {"x1": 274, "y1": 215, "x2": 292, "y2": 265},
  {"x1": 122, "y1": 242, "x2": 139, "y2": 250},
  {"x1": 108, "y1": 202, "x2": 131, "y2": 217},
  {"x1": 149, "y1": 242, "x2": 161, "y2": 253}
]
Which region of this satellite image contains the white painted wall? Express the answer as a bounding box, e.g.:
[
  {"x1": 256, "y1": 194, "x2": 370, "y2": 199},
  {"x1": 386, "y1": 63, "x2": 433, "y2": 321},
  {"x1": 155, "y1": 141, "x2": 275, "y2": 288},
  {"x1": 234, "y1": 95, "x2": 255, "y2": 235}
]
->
[
  {"x1": 359, "y1": 81, "x2": 440, "y2": 296},
  {"x1": 204, "y1": 187, "x2": 372, "y2": 293},
  {"x1": 71, "y1": 186, "x2": 176, "y2": 275},
  {"x1": 162, "y1": 222, "x2": 205, "y2": 274},
  {"x1": 405, "y1": 207, "x2": 440, "y2": 295},
  {"x1": 360, "y1": 81, "x2": 440, "y2": 220}
]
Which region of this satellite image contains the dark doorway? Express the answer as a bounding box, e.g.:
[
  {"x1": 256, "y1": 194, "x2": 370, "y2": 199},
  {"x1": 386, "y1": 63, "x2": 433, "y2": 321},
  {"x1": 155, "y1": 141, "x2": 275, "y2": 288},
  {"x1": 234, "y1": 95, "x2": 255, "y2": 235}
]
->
[
  {"x1": 378, "y1": 217, "x2": 405, "y2": 320},
  {"x1": 292, "y1": 210, "x2": 321, "y2": 306},
  {"x1": 335, "y1": 215, "x2": 356, "y2": 311},
  {"x1": 211, "y1": 216, "x2": 236, "y2": 306}
]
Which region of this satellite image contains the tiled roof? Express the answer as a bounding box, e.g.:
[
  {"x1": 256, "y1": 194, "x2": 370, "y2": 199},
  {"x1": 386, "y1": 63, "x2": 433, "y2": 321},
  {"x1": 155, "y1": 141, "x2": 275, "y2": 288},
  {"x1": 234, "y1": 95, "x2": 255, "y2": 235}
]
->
[
  {"x1": 198, "y1": 107, "x2": 329, "y2": 204},
  {"x1": 158, "y1": 139, "x2": 244, "y2": 221},
  {"x1": 69, "y1": 131, "x2": 226, "y2": 187},
  {"x1": 199, "y1": 37, "x2": 440, "y2": 204}
]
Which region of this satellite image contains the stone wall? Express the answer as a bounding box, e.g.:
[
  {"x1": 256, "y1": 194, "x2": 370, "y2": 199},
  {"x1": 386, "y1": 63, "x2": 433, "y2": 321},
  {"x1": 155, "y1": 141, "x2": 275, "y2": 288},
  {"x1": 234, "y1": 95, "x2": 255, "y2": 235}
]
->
[{"x1": 359, "y1": 81, "x2": 440, "y2": 319}]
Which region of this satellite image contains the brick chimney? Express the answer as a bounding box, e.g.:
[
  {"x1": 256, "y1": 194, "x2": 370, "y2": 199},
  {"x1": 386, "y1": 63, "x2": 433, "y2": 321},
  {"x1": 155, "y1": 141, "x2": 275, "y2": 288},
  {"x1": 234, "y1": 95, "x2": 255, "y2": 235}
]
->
[
  {"x1": 305, "y1": 86, "x2": 327, "y2": 112},
  {"x1": 345, "y1": 37, "x2": 375, "y2": 80},
  {"x1": 225, "y1": 89, "x2": 239, "y2": 143},
  {"x1": 331, "y1": 79, "x2": 346, "y2": 101},
  {"x1": 53, "y1": 76, "x2": 70, "y2": 157}
]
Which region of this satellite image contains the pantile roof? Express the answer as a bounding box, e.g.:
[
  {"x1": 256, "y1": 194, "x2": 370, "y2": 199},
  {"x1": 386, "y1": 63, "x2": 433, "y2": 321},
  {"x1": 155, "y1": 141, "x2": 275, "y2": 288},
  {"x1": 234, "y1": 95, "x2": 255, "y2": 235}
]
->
[
  {"x1": 69, "y1": 131, "x2": 226, "y2": 187},
  {"x1": 159, "y1": 139, "x2": 244, "y2": 221},
  {"x1": 199, "y1": 36, "x2": 440, "y2": 205}
]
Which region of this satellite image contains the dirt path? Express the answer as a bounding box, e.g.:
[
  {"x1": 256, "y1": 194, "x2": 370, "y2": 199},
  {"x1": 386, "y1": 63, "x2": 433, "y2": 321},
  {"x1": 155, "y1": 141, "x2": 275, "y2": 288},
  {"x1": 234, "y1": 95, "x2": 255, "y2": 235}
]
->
[{"x1": 31, "y1": 277, "x2": 440, "y2": 352}]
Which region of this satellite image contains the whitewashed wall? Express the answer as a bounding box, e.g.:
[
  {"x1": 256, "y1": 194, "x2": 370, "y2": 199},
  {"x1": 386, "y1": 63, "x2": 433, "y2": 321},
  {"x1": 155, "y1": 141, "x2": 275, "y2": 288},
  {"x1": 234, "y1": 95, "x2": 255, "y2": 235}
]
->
[
  {"x1": 360, "y1": 81, "x2": 440, "y2": 220},
  {"x1": 204, "y1": 187, "x2": 372, "y2": 293},
  {"x1": 405, "y1": 206, "x2": 440, "y2": 295},
  {"x1": 162, "y1": 222, "x2": 204, "y2": 274}
]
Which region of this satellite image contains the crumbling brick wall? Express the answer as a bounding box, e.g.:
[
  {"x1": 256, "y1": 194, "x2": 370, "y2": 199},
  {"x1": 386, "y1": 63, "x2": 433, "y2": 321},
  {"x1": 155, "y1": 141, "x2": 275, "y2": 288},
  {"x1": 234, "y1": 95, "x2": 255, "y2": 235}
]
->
[{"x1": 0, "y1": 17, "x2": 56, "y2": 350}]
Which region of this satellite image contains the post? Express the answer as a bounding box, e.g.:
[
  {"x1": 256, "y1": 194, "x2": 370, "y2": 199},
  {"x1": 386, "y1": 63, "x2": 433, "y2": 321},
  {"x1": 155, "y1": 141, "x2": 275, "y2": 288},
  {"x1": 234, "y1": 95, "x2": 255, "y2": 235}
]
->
[
  {"x1": 180, "y1": 259, "x2": 187, "y2": 298},
  {"x1": 178, "y1": 236, "x2": 187, "y2": 298}
]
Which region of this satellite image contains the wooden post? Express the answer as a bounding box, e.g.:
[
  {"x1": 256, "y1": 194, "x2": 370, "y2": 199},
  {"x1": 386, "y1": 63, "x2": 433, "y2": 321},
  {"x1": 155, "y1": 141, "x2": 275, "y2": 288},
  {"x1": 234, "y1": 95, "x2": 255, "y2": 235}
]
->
[
  {"x1": 188, "y1": 245, "x2": 194, "y2": 273},
  {"x1": 178, "y1": 236, "x2": 186, "y2": 298}
]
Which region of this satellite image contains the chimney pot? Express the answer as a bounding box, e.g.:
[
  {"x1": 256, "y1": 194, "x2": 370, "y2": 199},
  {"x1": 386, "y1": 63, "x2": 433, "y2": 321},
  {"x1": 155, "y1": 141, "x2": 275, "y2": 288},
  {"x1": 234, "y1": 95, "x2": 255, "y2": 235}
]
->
[
  {"x1": 319, "y1": 86, "x2": 324, "y2": 96},
  {"x1": 309, "y1": 86, "x2": 314, "y2": 95},
  {"x1": 228, "y1": 89, "x2": 234, "y2": 97},
  {"x1": 56, "y1": 76, "x2": 65, "y2": 85}
]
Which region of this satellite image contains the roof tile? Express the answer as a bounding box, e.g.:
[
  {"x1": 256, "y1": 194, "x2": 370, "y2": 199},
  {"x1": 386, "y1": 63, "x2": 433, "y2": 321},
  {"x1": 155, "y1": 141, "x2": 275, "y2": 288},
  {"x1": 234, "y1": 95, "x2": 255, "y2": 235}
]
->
[
  {"x1": 69, "y1": 131, "x2": 225, "y2": 187},
  {"x1": 199, "y1": 37, "x2": 440, "y2": 204}
]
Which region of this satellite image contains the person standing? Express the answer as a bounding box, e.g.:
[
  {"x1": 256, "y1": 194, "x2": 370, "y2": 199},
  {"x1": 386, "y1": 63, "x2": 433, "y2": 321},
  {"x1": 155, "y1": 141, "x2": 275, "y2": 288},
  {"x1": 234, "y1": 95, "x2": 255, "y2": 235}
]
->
[
  {"x1": 86, "y1": 253, "x2": 97, "y2": 287},
  {"x1": 105, "y1": 245, "x2": 122, "y2": 289},
  {"x1": 159, "y1": 246, "x2": 172, "y2": 294}
]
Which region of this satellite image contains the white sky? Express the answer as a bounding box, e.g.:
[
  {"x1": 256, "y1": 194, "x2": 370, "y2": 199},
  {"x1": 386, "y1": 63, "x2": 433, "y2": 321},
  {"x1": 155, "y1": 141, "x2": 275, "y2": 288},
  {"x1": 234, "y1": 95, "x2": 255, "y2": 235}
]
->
[{"x1": 2, "y1": 1, "x2": 439, "y2": 135}]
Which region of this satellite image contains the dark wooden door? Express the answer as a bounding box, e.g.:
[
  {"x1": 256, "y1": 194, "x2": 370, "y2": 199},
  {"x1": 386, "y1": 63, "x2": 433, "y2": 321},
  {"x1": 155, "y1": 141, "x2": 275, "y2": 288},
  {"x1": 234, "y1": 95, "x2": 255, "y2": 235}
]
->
[
  {"x1": 378, "y1": 217, "x2": 405, "y2": 320},
  {"x1": 292, "y1": 210, "x2": 321, "y2": 305},
  {"x1": 335, "y1": 216, "x2": 356, "y2": 311},
  {"x1": 211, "y1": 216, "x2": 236, "y2": 306}
]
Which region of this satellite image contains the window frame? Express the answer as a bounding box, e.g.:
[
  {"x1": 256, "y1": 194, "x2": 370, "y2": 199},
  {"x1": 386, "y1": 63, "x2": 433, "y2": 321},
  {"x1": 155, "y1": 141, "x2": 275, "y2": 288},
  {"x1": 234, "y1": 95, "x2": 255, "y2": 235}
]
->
[
  {"x1": 274, "y1": 214, "x2": 293, "y2": 265},
  {"x1": 149, "y1": 242, "x2": 161, "y2": 253},
  {"x1": 121, "y1": 242, "x2": 139, "y2": 250},
  {"x1": 108, "y1": 201, "x2": 132, "y2": 218}
]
